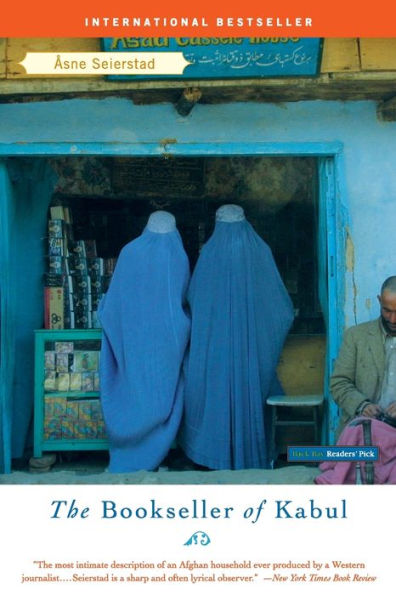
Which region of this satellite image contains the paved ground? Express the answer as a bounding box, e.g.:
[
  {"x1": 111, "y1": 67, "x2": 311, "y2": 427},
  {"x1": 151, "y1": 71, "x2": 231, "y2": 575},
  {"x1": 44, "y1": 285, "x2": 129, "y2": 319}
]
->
[
  {"x1": 0, "y1": 466, "x2": 319, "y2": 484},
  {"x1": 0, "y1": 448, "x2": 320, "y2": 484},
  {"x1": 0, "y1": 460, "x2": 320, "y2": 485}
]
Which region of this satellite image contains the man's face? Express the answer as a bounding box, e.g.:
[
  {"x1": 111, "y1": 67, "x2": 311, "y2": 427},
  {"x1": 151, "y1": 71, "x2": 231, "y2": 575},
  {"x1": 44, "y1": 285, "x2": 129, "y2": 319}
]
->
[{"x1": 378, "y1": 290, "x2": 396, "y2": 336}]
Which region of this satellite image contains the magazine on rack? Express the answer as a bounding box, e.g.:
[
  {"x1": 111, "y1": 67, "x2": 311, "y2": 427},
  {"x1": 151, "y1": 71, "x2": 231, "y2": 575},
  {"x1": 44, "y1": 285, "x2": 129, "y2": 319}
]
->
[{"x1": 1, "y1": 0, "x2": 396, "y2": 592}]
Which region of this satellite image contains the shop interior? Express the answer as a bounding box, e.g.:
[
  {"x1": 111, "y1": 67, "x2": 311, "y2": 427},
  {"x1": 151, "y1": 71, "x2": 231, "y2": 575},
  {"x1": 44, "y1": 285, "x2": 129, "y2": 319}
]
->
[{"x1": 9, "y1": 154, "x2": 327, "y2": 473}]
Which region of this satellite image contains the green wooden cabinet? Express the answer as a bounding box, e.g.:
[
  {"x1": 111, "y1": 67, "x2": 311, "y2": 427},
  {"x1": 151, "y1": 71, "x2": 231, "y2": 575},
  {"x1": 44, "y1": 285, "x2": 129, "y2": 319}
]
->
[{"x1": 33, "y1": 329, "x2": 108, "y2": 457}]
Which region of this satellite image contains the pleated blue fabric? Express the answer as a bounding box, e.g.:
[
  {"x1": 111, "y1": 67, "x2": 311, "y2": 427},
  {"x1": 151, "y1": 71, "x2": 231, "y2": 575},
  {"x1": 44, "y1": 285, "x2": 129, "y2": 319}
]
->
[
  {"x1": 178, "y1": 204, "x2": 294, "y2": 470},
  {"x1": 99, "y1": 211, "x2": 191, "y2": 472}
]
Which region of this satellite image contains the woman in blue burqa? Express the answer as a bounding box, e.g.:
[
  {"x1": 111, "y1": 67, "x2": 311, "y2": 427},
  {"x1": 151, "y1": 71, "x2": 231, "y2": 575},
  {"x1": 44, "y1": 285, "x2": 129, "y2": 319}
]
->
[
  {"x1": 178, "y1": 204, "x2": 294, "y2": 470},
  {"x1": 99, "y1": 211, "x2": 191, "y2": 472}
]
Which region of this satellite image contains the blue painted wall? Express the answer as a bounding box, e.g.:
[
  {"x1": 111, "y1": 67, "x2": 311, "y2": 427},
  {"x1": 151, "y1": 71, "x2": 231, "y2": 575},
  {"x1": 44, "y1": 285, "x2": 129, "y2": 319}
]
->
[
  {"x1": 0, "y1": 161, "x2": 56, "y2": 460},
  {"x1": 0, "y1": 96, "x2": 395, "y2": 461},
  {"x1": 0, "y1": 162, "x2": 16, "y2": 472},
  {"x1": 0, "y1": 97, "x2": 394, "y2": 325}
]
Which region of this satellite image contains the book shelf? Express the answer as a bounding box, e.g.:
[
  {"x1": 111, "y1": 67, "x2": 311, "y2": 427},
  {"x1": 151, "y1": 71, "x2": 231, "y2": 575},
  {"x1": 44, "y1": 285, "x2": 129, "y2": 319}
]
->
[{"x1": 33, "y1": 329, "x2": 108, "y2": 457}]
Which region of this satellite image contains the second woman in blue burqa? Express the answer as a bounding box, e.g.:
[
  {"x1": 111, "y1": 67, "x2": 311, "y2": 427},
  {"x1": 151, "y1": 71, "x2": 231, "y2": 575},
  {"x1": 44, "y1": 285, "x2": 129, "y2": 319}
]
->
[{"x1": 178, "y1": 204, "x2": 294, "y2": 470}]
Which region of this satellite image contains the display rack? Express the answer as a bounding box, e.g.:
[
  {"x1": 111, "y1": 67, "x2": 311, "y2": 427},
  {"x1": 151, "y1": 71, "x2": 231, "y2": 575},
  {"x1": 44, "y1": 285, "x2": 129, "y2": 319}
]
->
[{"x1": 33, "y1": 329, "x2": 108, "y2": 457}]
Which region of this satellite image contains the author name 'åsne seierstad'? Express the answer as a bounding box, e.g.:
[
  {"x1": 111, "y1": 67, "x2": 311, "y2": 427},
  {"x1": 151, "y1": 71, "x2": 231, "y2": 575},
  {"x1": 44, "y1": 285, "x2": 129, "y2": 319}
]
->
[
  {"x1": 49, "y1": 498, "x2": 347, "y2": 521},
  {"x1": 83, "y1": 16, "x2": 313, "y2": 29}
]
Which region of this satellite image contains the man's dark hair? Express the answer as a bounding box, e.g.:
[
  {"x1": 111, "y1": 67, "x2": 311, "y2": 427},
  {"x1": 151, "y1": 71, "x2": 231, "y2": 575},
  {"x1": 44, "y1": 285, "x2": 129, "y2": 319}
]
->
[{"x1": 381, "y1": 276, "x2": 396, "y2": 294}]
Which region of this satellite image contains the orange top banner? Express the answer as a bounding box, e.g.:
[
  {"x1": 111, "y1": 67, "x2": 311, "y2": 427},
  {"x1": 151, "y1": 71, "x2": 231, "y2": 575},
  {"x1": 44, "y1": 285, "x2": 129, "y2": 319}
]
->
[{"x1": 2, "y1": 0, "x2": 396, "y2": 37}]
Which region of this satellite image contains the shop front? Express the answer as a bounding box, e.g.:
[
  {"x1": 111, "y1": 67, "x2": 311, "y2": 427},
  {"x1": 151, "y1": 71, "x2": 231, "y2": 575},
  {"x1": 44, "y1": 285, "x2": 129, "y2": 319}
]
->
[{"x1": 1, "y1": 40, "x2": 396, "y2": 474}]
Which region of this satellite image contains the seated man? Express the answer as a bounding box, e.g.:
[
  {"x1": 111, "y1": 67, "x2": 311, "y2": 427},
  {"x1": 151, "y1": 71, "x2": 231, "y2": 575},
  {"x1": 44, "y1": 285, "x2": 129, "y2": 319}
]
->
[
  {"x1": 315, "y1": 276, "x2": 396, "y2": 484},
  {"x1": 330, "y1": 276, "x2": 396, "y2": 434}
]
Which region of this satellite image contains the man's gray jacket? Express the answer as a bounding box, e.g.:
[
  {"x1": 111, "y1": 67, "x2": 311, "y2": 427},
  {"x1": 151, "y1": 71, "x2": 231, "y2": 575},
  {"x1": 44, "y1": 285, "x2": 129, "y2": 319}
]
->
[{"x1": 330, "y1": 318, "x2": 385, "y2": 432}]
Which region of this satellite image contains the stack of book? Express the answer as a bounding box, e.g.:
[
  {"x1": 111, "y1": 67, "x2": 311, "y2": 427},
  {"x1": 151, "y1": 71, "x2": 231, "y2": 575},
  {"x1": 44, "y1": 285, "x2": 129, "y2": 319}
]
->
[{"x1": 44, "y1": 204, "x2": 117, "y2": 329}]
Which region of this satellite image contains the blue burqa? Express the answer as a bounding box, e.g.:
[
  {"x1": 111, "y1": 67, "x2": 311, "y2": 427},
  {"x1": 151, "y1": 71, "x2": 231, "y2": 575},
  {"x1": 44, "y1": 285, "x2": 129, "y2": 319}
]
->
[
  {"x1": 99, "y1": 211, "x2": 191, "y2": 472},
  {"x1": 178, "y1": 204, "x2": 294, "y2": 470}
]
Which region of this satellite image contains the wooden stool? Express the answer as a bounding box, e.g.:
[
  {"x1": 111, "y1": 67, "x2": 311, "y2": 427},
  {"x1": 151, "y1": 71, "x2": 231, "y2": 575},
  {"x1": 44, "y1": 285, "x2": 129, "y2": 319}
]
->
[{"x1": 267, "y1": 394, "x2": 324, "y2": 464}]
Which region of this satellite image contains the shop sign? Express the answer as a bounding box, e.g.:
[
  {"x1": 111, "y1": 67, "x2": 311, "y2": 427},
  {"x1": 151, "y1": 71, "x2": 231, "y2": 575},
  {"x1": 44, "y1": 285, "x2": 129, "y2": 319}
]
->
[{"x1": 102, "y1": 37, "x2": 323, "y2": 79}]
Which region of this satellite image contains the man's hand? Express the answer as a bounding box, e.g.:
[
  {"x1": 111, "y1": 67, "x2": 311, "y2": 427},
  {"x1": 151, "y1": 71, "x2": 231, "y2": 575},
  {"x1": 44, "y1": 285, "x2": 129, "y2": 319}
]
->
[
  {"x1": 385, "y1": 401, "x2": 396, "y2": 418},
  {"x1": 362, "y1": 403, "x2": 382, "y2": 418}
]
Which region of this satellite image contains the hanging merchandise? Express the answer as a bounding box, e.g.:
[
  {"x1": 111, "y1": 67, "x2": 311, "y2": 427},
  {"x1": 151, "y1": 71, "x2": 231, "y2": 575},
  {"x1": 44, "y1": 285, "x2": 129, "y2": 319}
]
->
[
  {"x1": 178, "y1": 204, "x2": 294, "y2": 470},
  {"x1": 98, "y1": 211, "x2": 191, "y2": 472}
]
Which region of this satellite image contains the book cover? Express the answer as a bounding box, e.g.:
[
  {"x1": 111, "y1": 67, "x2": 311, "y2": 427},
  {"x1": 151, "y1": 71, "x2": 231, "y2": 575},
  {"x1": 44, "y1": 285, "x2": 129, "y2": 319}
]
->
[{"x1": 1, "y1": 1, "x2": 396, "y2": 593}]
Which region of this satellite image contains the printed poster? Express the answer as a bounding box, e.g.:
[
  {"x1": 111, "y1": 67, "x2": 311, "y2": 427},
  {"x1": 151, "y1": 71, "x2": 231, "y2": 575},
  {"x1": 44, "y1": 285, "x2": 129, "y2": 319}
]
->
[{"x1": 1, "y1": 1, "x2": 396, "y2": 593}]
